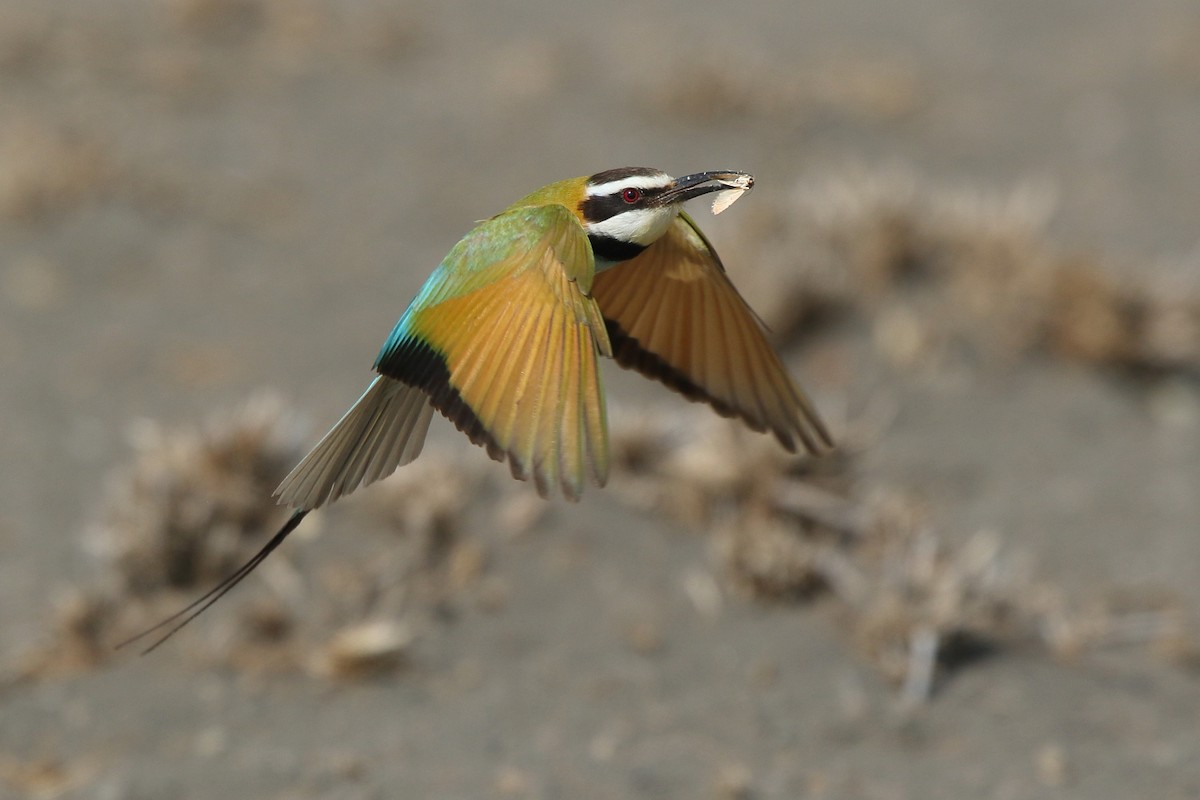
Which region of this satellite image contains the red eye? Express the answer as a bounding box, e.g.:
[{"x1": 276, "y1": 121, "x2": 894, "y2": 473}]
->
[{"x1": 621, "y1": 187, "x2": 641, "y2": 203}]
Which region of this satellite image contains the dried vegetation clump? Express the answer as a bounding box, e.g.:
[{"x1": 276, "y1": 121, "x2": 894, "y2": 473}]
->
[
  {"x1": 18, "y1": 396, "x2": 303, "y2": 677},
  {"x1": 610, "y1": 407, "x2": 1194, "y2": 703},
  {"x1": 90, "y1": 394, "x2": 303, "y2": 596},
  {"x1": 731, "y1": 166, "x2": 1200, "y2": 379},
  {"x1": 21, "y1": 396, "x2": 504, "y2": 680}
]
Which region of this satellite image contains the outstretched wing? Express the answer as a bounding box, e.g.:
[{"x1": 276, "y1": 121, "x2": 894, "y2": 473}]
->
[
  {"x1": 277, "y1": 204, "x2": 612, "y2": 508},
  {"x1": 591, "y1": 212, "x2": 832, "y2": 455}
]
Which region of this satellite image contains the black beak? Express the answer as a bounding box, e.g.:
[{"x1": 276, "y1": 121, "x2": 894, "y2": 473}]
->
[{"x1": 659, "y1": 171, "x2": 754, "y2": 205}]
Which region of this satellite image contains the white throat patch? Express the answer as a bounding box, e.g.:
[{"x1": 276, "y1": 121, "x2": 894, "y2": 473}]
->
[{"x1": 585, "y1": 206, "x2": 679, "y2": 247}]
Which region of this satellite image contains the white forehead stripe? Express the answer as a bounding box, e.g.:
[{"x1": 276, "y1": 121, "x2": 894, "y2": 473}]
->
[{"x1": 585, "y1": 173, "x2": 674, "y2": 198}]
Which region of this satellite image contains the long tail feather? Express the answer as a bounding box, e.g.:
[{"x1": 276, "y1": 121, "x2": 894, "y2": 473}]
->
[{"x1": 115, "y1": 509, "x2": 309, "y2": 655}]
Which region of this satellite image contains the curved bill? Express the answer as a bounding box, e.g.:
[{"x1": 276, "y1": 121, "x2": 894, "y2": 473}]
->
[{"x1": 659, "y1": 171, "x2": 755, "y2": 205}]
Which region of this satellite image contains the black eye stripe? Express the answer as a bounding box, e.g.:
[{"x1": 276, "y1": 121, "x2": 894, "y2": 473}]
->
[
  {"x1": 580, "y1": 186, "x2": 667, "y2": 223},
  {"x1": 580, "y1": 194, "x2": 623, "y2": 223}
]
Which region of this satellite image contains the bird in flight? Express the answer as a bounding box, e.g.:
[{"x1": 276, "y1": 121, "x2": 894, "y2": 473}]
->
[{"x1": 121, "y1": 167, "x2": 832, "y2": 652}]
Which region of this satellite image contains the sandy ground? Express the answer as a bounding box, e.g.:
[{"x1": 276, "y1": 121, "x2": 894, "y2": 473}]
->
[{"x1": 2, "y1": 1, "x2": 1200, "y2": 798}]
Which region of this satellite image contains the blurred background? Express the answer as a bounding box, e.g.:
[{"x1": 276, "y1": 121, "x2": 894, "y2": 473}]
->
[{"x1": 2, "y1": 1, "x2": 1199, "y2": 798}]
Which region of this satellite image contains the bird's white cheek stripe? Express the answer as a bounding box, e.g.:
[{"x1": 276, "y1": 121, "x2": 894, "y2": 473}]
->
[
  {"x1": 585, "y1": 174, "x2": 673, "y2": 198},
  {"x1": 585, "y1": 207, "x2": 677, "y2": 246}
]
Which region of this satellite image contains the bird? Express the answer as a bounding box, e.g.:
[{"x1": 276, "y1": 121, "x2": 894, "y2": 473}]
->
[{"x1": 120, "y1": 167, "x2": 832, "y2": 652}]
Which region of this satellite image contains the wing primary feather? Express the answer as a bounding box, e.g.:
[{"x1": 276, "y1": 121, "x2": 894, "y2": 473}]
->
[
  {"x1": 592, "y1": 215, "x2": 833, "y2": 457},
  {"x1": 530, "y1": 310, "x2": 566, "y2": 497},
  {"x1": 472, "y1": 292, "x2": 536, "y2": 449},
  {"x1": 558, "y1": 323, "x2": 585, "y2": 500},
  {"x1": 697, "y1": 277, "x2": 728, "y2": 418},
  {"x1": 581, "y1": 320, "x2": 609, "y2": 491},
  {"x1": 513, "y1": 299, "x2": 556, "y2": 490},
  {"x1": 582, "y1": 343, "x2": 609, "y2": 486},
  {"x1": 688, "y1": 285, "x2": 709, "y2": 385},
  {"x1": 503, "y1": 299, "x2": 553, "y2": 483},
  {"x1": 639, "y1": 278, "x2": 673, "y2": 357},
  {"x1": 720, "y1": 290, "x2": 773, "y2": 437}
]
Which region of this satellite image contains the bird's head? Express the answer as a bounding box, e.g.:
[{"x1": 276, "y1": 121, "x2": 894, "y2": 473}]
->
[{"x1": 576, "y1": 167, "x2": 754, "y2": 263}]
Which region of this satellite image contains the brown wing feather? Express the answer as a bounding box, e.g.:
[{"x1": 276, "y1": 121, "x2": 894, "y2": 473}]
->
[{"x1": 591, "y1": 213, "x2": 832, "y2": 454}]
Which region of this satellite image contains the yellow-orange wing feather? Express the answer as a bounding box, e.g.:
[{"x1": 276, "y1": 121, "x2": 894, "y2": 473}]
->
[
  {"x1": 275, "y1": 204, "x2": 612, "y2": 508},
  {"x1": 388, "y1": 204, "x2": 612, "y2": 499},
  {"x1": 591, "y1": 212, "x2": 832, "y2": 454}
]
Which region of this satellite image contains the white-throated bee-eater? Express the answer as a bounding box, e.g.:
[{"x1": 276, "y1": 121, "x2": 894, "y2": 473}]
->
[{"x1": 122, "y1": 167, "x2": 832, "y2": 652}]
